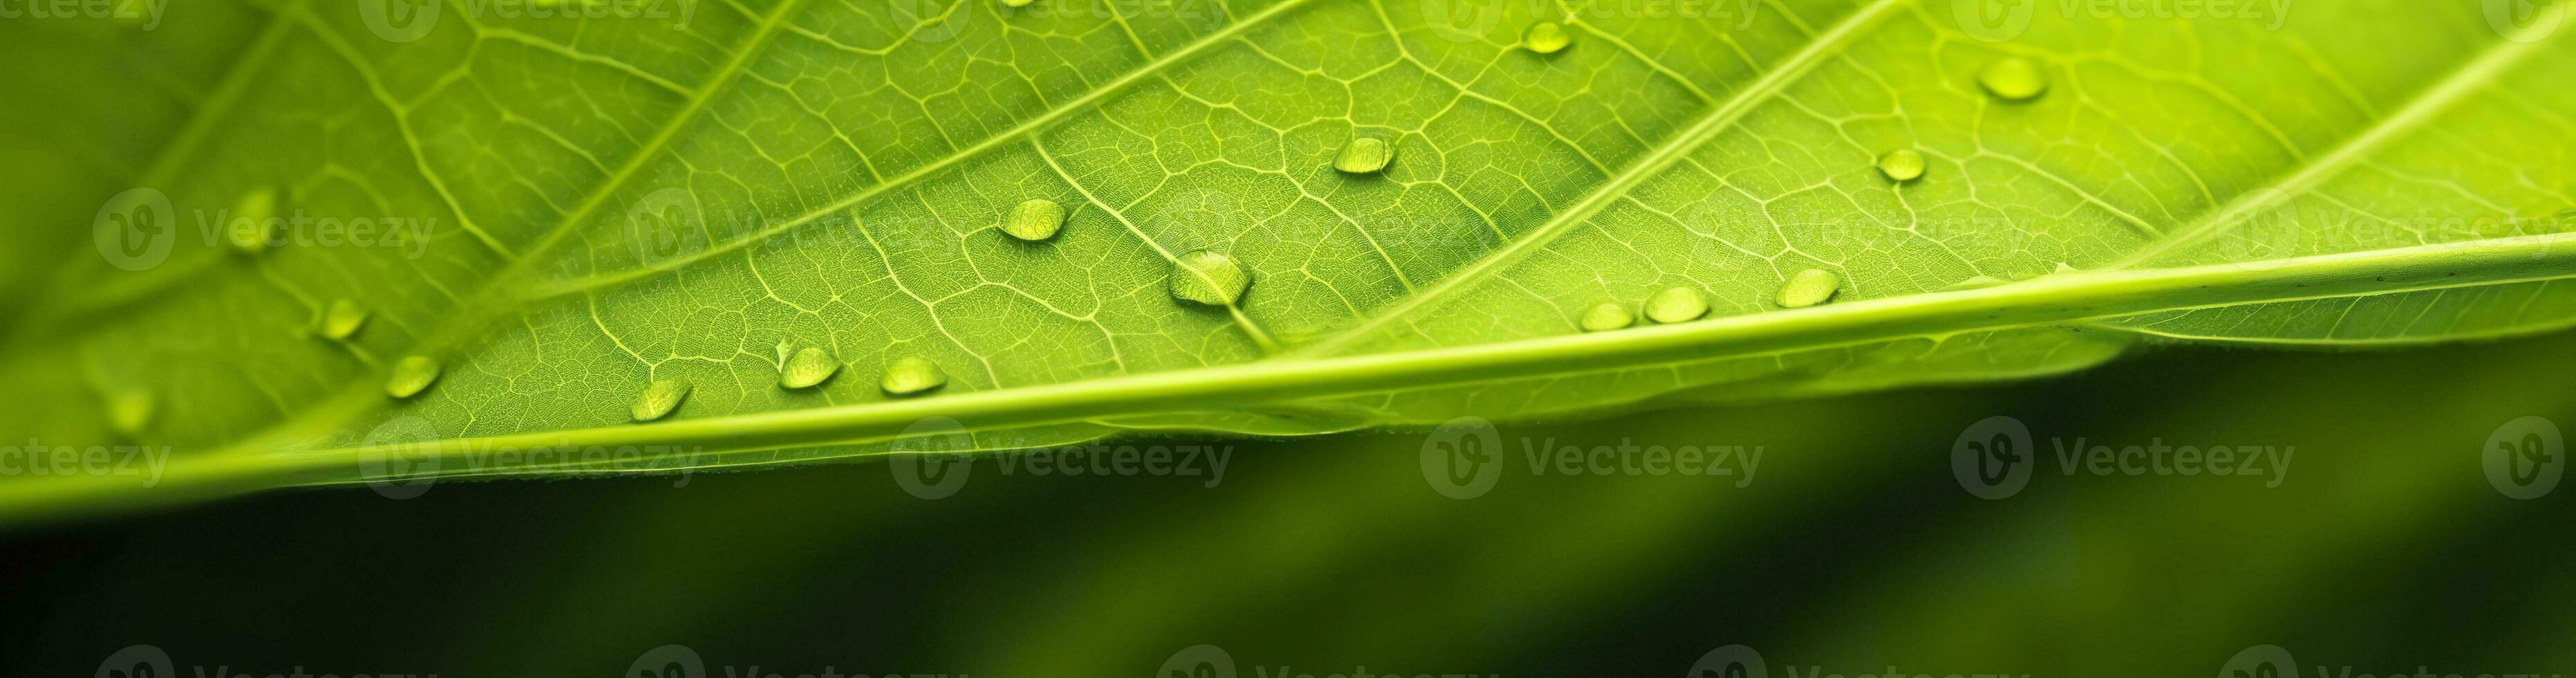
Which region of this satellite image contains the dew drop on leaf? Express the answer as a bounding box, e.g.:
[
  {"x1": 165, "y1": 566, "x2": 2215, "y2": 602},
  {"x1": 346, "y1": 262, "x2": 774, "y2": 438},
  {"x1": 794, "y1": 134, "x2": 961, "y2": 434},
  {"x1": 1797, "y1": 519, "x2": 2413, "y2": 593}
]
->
[
  {"x1": 226, "y1": 187, "x2": 279, "y2": 253},
  {"x1": 630, "y1": 379, "x2": 690, "y2": 422},
  {"x1": 107, "y1": 387, "x2": 153, "y2": 435},
  {"x1": 320, "y1": 299, "x2": 369, "y2": 340},
  {"x1": 880, "y1": 356, "x2": 948, "y2": 396},
  {"x1": 1169, "y1": 250, "x2": 1251, "y2": 306},
  {"x1": 1643, "y1": 286, "x2": 1709, "y2": 324},
  {"x1": 1001, "y1": 0, "x2": 1033, "y2": 6},
  {"x1": 1876, "y1": 149, "x2": 1926, "y2": 182},
  {"x1": 1002, "y1": 198, "x2": 1067, "y2": 241},
  {"x1": 1333, "y1": 136, "x2": 1393, "y2": 174},
  {"x1": 1579, "y1": 302, "x2": 1634, "y2": 332},
  {"x1": 779, "y1": 347, "x2": 840, "y2": 390},
  {"x1": 385, "y1": 356, "x2": 441, "y2": 399},
  {"x1": 1522, "y1": 21, "x2": 1571, "y2": 54},
  {"x1": 1775, "y1": 269, "x2": 1842, "y2": 309},
  {"x1": 1978, "y1": 57, "x2": 2048, "y2": 102}
]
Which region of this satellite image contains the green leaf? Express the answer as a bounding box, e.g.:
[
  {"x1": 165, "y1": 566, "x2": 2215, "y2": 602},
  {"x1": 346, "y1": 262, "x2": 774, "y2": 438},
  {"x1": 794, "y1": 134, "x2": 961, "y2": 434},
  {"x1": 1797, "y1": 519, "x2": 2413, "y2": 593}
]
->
[{"x1": 5, "y1": 0, "x2": 2576, "y2": 519}]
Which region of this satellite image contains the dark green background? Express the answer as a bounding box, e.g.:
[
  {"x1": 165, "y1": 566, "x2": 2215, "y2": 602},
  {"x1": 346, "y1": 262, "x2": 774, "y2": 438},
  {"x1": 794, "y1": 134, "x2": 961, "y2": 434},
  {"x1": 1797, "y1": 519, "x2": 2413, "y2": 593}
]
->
[{"x1": 6, "y1": 334, "x2": 2571, "y2": 677}]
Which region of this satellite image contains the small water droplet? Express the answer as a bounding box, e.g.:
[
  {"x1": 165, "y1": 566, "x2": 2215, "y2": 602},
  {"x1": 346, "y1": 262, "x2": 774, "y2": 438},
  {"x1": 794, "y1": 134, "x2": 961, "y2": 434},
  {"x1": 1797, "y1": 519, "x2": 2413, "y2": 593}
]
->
[
  {"x1": 385, "y1": 356, "x2": 441, "y2": 398},
  {"x1": 780, "y1": 347, "x2": 840, "y2": 390},
  {"x1": 1001, "y1": 0, "x2": 1033, "y2": 6},
  {"x1": 320, "y1": 299, "x2": 369, "y2": 340},
  {"x1": 1333, "y1": 136, "x2": 1393, "y2": 174},
  {"x1": 631, "y1": 379, "x2": 690, "y2": 422},
  {"x1": 1579, "y1": 302, "x2": 1634, "y2": 332},
  {"x1": 1168, "y1": 250, "x2": 1251, "y2": 306},
  {"x1": 1002, "y1": 198, "x2": 1067, "y2": 241},
  {"x1": 107, "y1": 387, "x2": 153, "y2": 434},
  {"x1": 880, "y1": 356, "x2": 948, "y2": 396},
  {"x1": 1775, "y1": 269, "x2": 1841, "y2": 309},
  {"x1": 226, "y1": 187, "x2": 279, "y2": 253},
  {"x1": 1978, "y1": 57, "x2": 2048, "y2": 102},
  {"x1": 1522, "y1": 21, "x2": 1571, "y2": 54},
  {"x1": 1643, "y1": 286, "x2": 1708, "y2": 324},
  {"x1": 1876, "y1": 149, "x2": 1926, "y2": 182}
]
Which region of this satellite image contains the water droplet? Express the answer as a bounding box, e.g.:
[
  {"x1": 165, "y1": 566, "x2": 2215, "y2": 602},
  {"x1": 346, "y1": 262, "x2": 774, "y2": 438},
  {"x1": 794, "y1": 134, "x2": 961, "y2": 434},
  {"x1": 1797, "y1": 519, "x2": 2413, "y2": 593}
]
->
[
  {"x1": 1333, "y1": 136, "x2": 1393, "y2": 174},
  {"x1": 1579, "y1": 302, "x2": 1633, "y2": 332},
  {"x1": 1001, "y1": 0, "x2": 1033, "y2": 6},
  {"x1": 1775, "y1": 269, "x2": 1841, "y2": 309},
  {"x1": 107, "y1": 387, "x2": 153, "y2": 434},
  {"x1": 631, "y1": 379, "x2": 690, "y2": 422},
  {"x1": 880, "y1": 356, "x2": 948, "y2": 396},
  {"x1": 1168, "y1": 250, "x2": 1251, "y2": 306},
  {"x1": 1876, "y1": 149, "x2": 1926, "y2": 182},
  {"x1": 1002, "y1": 198, "x2": 1066, "y2": 241},
  {"x1": 1643, "y1": 286, "x2": 1708, "y2": 324},
  {"x1": 226, "y1": 187, "x2": 279, "y2": 253},
  {"x1": 320, "y1": 299, "x2": 369, "y2": 340},
  {"x1": 385, "y1": 356, "x2": 441, "y2": 398},
  {"x1": 1978, "y1": 57, "x2": 2048, "y2": 102},
  {"x1": 780, "y1": 347, "x2": 840, "y2": 390},
  {"x1": 1522, "y1": 21, "x2": 1571, "y2": 54}
]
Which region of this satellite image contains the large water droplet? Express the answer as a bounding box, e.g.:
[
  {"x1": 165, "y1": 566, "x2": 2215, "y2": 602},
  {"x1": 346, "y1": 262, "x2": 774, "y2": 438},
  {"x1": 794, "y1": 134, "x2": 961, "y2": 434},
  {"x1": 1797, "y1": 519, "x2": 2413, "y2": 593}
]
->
[
  {"x1": 1002, "y1": 198, "x2": 1067, "y2": 241},
  {"x1": 226, "y1": 187, "x2": 279, "y2": 253},
  {"x1": 1169, "y1": 250, "x2": 1251, "y2": 306},
  {"x1": 320, "y1": 299, "x2": 369, "y2": 340},
  {"x1": 385, "y1": 356, "x2": 441, "y2": 398},
  {"x1": 107, "y1": 387, "x2": 153, "y2": 434},
  {"x1": 1333, "y1": 136, "x2": 1393, "y2": 174},
  {"x1": 1522, "y1": 21, "x2": 1571, "y2": 54},
  {"x1": 1978, "y1": 57, "x2": 2048, "y2": 102},
  {"x1": 780, "y1": 347, "x2": 839, "y2": 390},
  {"x1": 1644, "y1": 286, "x2": 1709, "y2": 324},
  {"x1": 1775, "y1": 269, "x2": 1841, "y2": 309},
  {"x1": 880, "y1": 356, "x2": 948, "y2": 396},
  {"x1": 1579, "y1": 302, "x2": 1634, "y2": 332},
  {"x1": 1877, "y1": 149, "x2": 1926, "y2": 182},
  {"x1": 631, "y1": 379, "x2": 690, "y2": 422}
]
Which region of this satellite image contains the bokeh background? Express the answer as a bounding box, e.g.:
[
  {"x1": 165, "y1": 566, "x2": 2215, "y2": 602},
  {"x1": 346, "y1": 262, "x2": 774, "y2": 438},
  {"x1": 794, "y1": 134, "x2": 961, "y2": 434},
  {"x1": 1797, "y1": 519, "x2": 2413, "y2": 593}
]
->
[{"x1": 6, "y1": 332, "x2": 2570, "y2": 676}]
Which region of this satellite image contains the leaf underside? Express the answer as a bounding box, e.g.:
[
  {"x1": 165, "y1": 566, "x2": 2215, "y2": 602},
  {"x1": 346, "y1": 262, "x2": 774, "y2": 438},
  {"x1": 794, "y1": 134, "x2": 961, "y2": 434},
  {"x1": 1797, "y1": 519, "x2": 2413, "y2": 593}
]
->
[{"x1": 4, "y1": 0, "x2": 2576, "y2": 516}]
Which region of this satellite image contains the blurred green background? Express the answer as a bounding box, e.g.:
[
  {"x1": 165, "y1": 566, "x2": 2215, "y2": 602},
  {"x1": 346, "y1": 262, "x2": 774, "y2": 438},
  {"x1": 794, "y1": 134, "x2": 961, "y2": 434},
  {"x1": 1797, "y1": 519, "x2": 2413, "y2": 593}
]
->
[{"x1": 6, "y1": 333, "x2": 2570, "y2": 677}]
